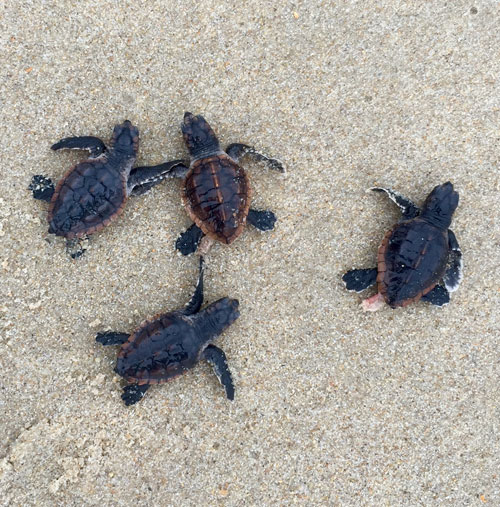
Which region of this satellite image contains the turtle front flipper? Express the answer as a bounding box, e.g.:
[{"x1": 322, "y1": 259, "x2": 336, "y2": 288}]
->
[
  {"x1": 226, "y1": 143, "x2": 285, "y2": 173},
  {"x1": 29, "y1": 175, "x2": 55, "y2": 202},
  {"x1": 127, "y1": 160, "x2": 189, "y2": 196},
  {"x1": 51, "y1": 136, "x2": 107, "y2": 158},
  {"x1": 370, "y1": 187, "x2": 420, "y2": 220},
  {"x1": 121, "y1": 384, "x2": 150, "y2": 406},
  {"x1": 443, "y1": 229, "x2": 463, "y2": 293},
  {"x1": 247, "y1": 209, "x2": 277, "y2": 231},
  {"x1": 421, "y1": 285, "x2": 450, "y2": 306},
  {"x1": 202, "y1": 345, "x2": 234, "y2": 400},
  {"x1": 176, "y1": 224, "x2": 204, "y2": 256},
  {"x1": 342, "y1": 268, "x2": 378, "y2": 292},
  {"x1": 182, "y1": 257, "x2": 205, "y2": 315},
  {"x1": 96, "y1": 332, "x2": 130, "y2": 346}
]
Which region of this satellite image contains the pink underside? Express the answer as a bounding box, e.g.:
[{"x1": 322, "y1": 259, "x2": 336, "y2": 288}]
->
[{"x1": 361, "y1": 292, "x2": 385, "y2": 312}]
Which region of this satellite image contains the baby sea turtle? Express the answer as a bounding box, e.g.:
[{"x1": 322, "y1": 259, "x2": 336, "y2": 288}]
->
[
  {"x1": 29, "y1": 120, "x2": 185, "y2": 258},
  {"x1": 96, "y1": 259, "x2": 239, "y2": 405},
  {"x1": 153, "y1": 112, "x2": 285, "y2": 255},
  {"x1": 343, "y1": 182, "x2": 462, "y2": 310}
]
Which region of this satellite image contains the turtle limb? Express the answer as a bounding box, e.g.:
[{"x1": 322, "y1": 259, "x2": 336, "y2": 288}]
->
[
  {"x1": 247, "y1": 209, "x2": 276, "y2": 231},
  {"x1": 370, "y1": 187, "x2": 420, "y2": 220},
  {"x1": 342, "y1": 268, "x2": 378, "y2": 292},
  {"x1": 66, "y1": 237, "x2": 88, "y2": 259},
  {"x1": 202, "y1": 345, "x2": 234, "y2": 400},
  {"x1": 128, "y1": 160, "x2": 189, "y2": 195},
  {"x1": 443, "y1": 229, "x2": 463, "y2": 293},
  {"x1": 96, "y1": 332, "x2": 129, "y2": 346},
  {"x1": 176, "y1": 224, "x2": 204, "y2": 256},
  {"x1": 51, "y1": 136, "x2": 107, "y2": 158},
  {"x1": 122, "y1": 384, "x2": 150, "y2": 406},
  {"x1": 226, "y1": 143, "x2": 285, "y2": 173},
  {"x1": 29, "y1": 175, "x2": 55, "y2": 202},
  {"x1": 421, "y1": 285, "x2": 450, "y2": 306},
  {"x1": 182, "y1": 257, "x2": 205, "y2": 315}
]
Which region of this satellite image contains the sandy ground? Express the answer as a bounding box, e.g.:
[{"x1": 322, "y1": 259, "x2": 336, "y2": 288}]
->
[{"x1": 0, "y1": 1, "x2": 499, "y2": 505}]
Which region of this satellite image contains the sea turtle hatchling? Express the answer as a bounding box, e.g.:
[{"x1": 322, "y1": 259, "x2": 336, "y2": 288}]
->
[
  {"x1": 29, "y1": 120, "x2": 186, "y2": 258},
  {"x1": 147, "y1": 112, "x2": 285, "y2": 255},
  {"x1": 343, "y1": 182, "x2": 463, "y2": 310},
  {"x1": 96, "y1": 258, "x2": 239, "y2": 405}
]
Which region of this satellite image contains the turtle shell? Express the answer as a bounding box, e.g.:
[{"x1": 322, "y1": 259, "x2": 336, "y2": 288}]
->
[
  {"x1": 377, "y1": 217, "x2": 449, "y2": 307},
  {"x1": 182, "y1": 154, "x2": 252, "y2": 244},
  {"x1": 116, "y1": 312, "x2": 201, "y2": 385},
  {"x1": 48, "y1": 158, "x2": 128, "y2": 239}
]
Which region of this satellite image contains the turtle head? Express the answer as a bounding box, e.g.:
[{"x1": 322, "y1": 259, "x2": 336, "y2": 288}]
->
[
  {"x1": 182, "y1": 112, "x2": 220, "y2": 160},
  {"x1": 421, "y1": 181, "x2": 459, "y2": 229},
  {"x1": 110, "y1": 120, "x2": 139, "y2": 159}
]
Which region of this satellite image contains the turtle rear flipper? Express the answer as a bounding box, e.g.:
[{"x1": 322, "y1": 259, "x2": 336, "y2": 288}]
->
[
  {"x1": 65, "y1": 237, "x2": 87, "y2": 259},
  {"x1": 421, "y1": 285, "x2": 450, "y2": 306},
  {"x1": 370, "y1": 187, "x2": 420, "y2": 220},
  {"x1": 342, "y1": 268, "x2": 377, "y2": 292},
  {"x1": 122, "y1": 384, "x2": 150, "y2": 406},
  {"x1": 444, "y1": 229, "x2": 463, "y2": 292},
  {"x1": 226, "y1": 143, "x2": 285, "y2": 173},
  {"x1": 247, "y1": 209, "x2": 276, "y2": 231},
  {"x1": 176, "y1": 224, "x2": 204, "y2": 256},
  {"x1": 51, "y1": 136, "x2": 107, "y2": 158},
  {"x1": 96, "y1": 332, "x2": 129, "y2": 346},
  {"x1": 29, "y1": 175, "x2": 55, "y2": 202},
  {"x1": 202, "y1": 345, "x2": 234, "y2": 400}
]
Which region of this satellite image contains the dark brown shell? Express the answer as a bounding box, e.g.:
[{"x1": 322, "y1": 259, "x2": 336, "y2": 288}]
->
[
  {"x1": 182, "y1": 154, "x2": 251, "y2": 244},
  {"x1": 48, "y1": 158, "x2": 128, "y2": 239},
  {"x1": 116, "y1": 312, "x2": 199, "y2": 385},
  {"x1": 377, "y1": 218, "x2": 448, "y2": 308}
]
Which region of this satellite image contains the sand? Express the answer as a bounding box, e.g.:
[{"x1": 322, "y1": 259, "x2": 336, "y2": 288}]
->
[{"x1": 0, "y1": 1, "x2": 499, "y2": 505}]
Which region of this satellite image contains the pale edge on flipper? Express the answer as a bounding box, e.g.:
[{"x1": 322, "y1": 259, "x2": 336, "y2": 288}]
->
[
  {"x1": 225, "y1": 143, "x2": 286, "y2": 174},
  {"x1": 202, "y1": 344, "x2": 234, "y2": 400},
  {"x1": 443, "y1": 229, "x2": 463, "y2": 293},
  {"x1": 369, "y1": 186, "x2": 420, "y2": 219}
]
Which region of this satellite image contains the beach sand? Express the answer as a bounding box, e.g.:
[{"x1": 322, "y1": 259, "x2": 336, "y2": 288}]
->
[{"x1": 1, "y1": 1, "x2": 499, "y2": 505}]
